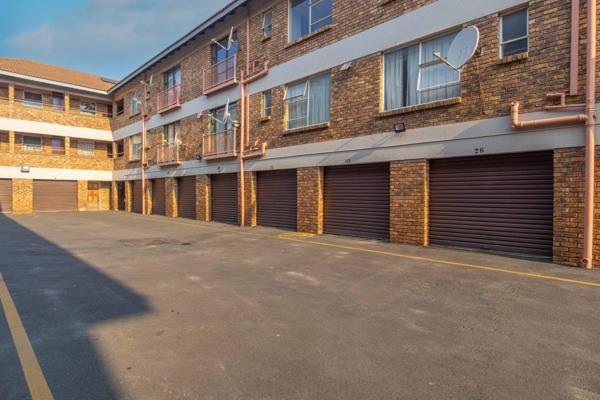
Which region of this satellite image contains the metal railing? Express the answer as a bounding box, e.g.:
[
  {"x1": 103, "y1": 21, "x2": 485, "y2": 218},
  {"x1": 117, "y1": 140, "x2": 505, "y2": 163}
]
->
[
  {"x1": 156, "y1": 143, "x2": 183, "y2": 166},
  {"x1": 203, "y1": 54, "x2": 237, "y2": 94},
  {"x1": 202, "y1": 128, "x2": 237, "y2": 159},
  {"x1": 157, "y1": 84, "x2": 181, "y2": 113}
]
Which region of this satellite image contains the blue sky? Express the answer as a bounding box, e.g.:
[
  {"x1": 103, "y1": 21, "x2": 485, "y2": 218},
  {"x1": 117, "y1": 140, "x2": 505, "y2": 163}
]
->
[{"x1": 0, "y1": 0, "x2": 230, "y2": 80}]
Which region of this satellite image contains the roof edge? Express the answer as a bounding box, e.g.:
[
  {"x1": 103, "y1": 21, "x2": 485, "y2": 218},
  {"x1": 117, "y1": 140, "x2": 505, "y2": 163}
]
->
[
  {"x1": 109, "y1": 0, "x2": 248, "y2": 94},
  {"x1": 0, "y1": 70, "x2": 110, "y2": 96}
]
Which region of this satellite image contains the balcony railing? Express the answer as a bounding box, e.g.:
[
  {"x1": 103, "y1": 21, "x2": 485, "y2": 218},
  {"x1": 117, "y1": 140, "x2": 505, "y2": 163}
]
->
[
  {"x1": 157, "y1": 84, "x2": 181, "y2": 113},
  {"x1": 203, "y1": 54, "x2": 238, "y2": 95},
  {"x1": 202, "y1": 129, "x2": 237, "y2": 160},
  {"x1": 156, "y1": 143, "x2": 183, "y2": 167}
]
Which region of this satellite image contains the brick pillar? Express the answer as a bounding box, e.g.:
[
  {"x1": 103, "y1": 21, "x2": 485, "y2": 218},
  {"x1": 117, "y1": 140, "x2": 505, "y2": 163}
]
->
[
  {"x1": 111, "y1": 181, "x2": 119, "y2": 211},
  {"x1": 239, "y1": 171, "x2": 257, "y2": 227},
  {"x1": 196, "y1": 175, "x2": 211, "y2": 221},
  {"x1": 64, "y1": 93, "x2": 70, "y2": 113},
  {"x1": 8, "y1": 84, "x2": 14, "y2": 105},
  {"x1": 165, "y1": 177, "x2": 177, "y2": 217},
  {"x1": 125, "y1": 181, "x2": 132, "y2": 212},
  {"x1": 297, "y1": 167, "x2": 323, "y2": 234},
  {"x1": 12, "y1": 179, "x2": 33, "y2": 214},
  {"x1": 390, "y1": 160, "x2": 429, "y2": 246},
  {"x1": 8, "y1": 130, "x2": 14, "y2": 153},
  {"x1": 77, "y1": 181, "x2": 88, "y2": 211},
  {"x1": 100, "y1": 182, "x2": 111, "y2": 211},
  {"x1": 64, "y1": 136, "x2": 71, "y2": 156},
  {"x1": 145, "y1": 180, "x2": 152, "y2": 215}
]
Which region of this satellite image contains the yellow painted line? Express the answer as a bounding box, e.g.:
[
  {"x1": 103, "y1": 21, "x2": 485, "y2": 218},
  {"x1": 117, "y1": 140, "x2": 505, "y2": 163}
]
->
[
  {"x1": 128, "y1": 213, "x2": 600, "y2": 288},
  {"x1": 0, "y1": 273, "x2": 54, "y2": 400},
  {"x1": 279, "y1": 237, "x2": 600, "y2": 288}
]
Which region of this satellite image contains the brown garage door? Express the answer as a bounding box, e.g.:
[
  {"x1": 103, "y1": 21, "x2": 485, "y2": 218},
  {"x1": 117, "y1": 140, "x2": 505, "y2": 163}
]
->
[
  {"x1": 117, "y1": 182, "x2": 126, "y2": 211},
  {"x1": 324, "y1": 163, "x2": 390, "y2": 240},
  {"x1": 429, "y1": 152, "x2": 553, "y2": 258},
  {"x1": 257, "y1": 170, "x2": 297, "y2": 230},
  {"x1": 33, "y1": 180, "x2": 77, "y2": 212},
  {"x1": 152, "y1": 178, "x2": 166, "y2": 216},
  {"x1": 0, "y1": 179, "x2": 12, "y2": 213},
  {"x1": 178, "y1": 176, "x2": 196, "y2": 219},
  {"x1": 132, "y1": 180, "x2": 143, "y2": 214},
  {"x1": 211, "y1": 173, "x2": 238, "y2": 224}
]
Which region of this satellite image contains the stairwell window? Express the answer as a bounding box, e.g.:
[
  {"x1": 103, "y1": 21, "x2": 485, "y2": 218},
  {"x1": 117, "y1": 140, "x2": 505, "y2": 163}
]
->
[
  {"x1": 284, "y1": 73, "x2": 330, "y2": 130},
  {"x1": 500, "y1": 8, "x2": 529, "y2": 57},
  {"x1": 383, "y1": 31, "x2": 460, "y2": 111},
  {"x1": 289, "y1": 0, "x2": 332, "y2": 42},
  {"x1": 130, "y1": 135, "x2": 142, "y2": 160}
]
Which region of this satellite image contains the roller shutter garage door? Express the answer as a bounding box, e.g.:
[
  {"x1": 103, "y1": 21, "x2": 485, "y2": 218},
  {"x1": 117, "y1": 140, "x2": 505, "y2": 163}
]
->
[
  {"x1": 152, "y1": 178, "x2": 166, "y2": 216},
  {"x1": 211, "y1": 173, "x2": 238, "y2": 224},
  {"x1": 429, "y1": 152, "x2": 553, "y2": 258},
  {"x1": 257, "y1": 170, "x2": 297, "y2": 230},
  {"x1": 0, "y1": 179, "x2": 12, "y2": 213},
  {"x1": 33, "y1": 180, "x2": 77, "y2": 212},
  {"x1": 132, "y1": 180, "x2": 143, "y2": 214},
  {"x1": 178, "y1": 176, "x2": 196, "y2": 219},
  {"x1": 324, "y1": 163, "x2": 390, "y2": 240}
]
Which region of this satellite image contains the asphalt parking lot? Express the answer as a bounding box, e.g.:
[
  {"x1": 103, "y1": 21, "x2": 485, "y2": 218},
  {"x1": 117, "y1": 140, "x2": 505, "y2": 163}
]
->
[{"x1": 1, "y1": 212, "x2": 600, "y2": 400}]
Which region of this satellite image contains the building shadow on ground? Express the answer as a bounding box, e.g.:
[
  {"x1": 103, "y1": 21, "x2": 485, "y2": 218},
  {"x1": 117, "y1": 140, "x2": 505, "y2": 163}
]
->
[{"x1": 0, "y1": 214, "x2": 150, "y2": 400}]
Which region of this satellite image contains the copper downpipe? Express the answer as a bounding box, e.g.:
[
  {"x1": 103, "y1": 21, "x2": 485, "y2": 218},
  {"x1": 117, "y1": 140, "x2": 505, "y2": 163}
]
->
[
  {"x1": 510, "y1": 0, "x2": 596, "y2": 268},
  {"x1": 238, "y1": 5, "x2": 252, "y2": 228}
]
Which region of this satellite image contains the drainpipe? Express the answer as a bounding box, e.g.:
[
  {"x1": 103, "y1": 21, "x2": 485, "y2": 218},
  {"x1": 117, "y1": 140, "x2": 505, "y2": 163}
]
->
[
  {"x1": 571, "y1": 0, "x2": 580, "y2": 96},
  {"x1": 583, "y1": 0, "x2": 597, "y2": 268},
  {"x1": 510, "y1": 0, "x2": 596, "y2": 268},
  {"x1": 238, "y1": 5, "x2": 252, "y2": 228}
]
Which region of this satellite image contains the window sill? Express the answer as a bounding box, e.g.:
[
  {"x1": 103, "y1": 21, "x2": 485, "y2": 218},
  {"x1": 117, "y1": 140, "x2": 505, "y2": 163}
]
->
[
  {"x1": 260, "y1": 116, "x2": 272, "y2": 123},
  {"x1": 262, "y1": 35, "x2": 272, "y2": 42},
  {"x1": 284, "y1": 122, "x2": 330, "y2": 135},
  {"x1": 129, "y1": 112, "x2": 141, "y2": 119},
  {"x1": 497, "y1": 52, "x2": 529, "y2": 65},
  {"x1": 379, "y1": 97, "x2": 461, "y2": 117},
  {"x1": 285, "y1": 25, "x2": 333, "y2": 49},
  {"x1": 128, "y1": 158, "x2": 141, "y2": 163}
]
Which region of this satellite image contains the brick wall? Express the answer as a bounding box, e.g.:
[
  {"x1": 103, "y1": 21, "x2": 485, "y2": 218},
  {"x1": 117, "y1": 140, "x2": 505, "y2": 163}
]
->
[
  {"x1": 240, "y1": 171, "x2": 257, "y2": 227},
  {"x1": 196, "y1": 175, "x2": 211, "y2": 221},
  {"x1": 77, "y1": 180, "x2": 88, "y2": 211},
  {"x1": 165, "y1": 177, "x2": 178, "y2": 217},
  {"x1": 12, "y1": 179, "x2": 33, "y2": 214},
  {"x1": 297, "y1": 167, "x2": 323, "y2": 234},
  {"x1": 390, "y1": 160, "x2": 429, "y2": 246}
]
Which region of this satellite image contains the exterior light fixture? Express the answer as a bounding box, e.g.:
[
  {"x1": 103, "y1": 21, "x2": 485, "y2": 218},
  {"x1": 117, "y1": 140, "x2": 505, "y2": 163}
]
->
[
  {"x1": 393, "y1": 122, "x2": 406, "y2": 133},
  {"x1": 20, "y1": 164, "x2": 30, "y2": 173}
]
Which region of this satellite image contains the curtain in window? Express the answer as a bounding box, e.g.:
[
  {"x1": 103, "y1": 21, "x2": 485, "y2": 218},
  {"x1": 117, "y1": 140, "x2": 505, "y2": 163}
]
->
[
  {"x1": 308, "y1": 74, "x2": 330, "y2": 125},
  {"x1": 419, "y1": 33, "x2": 460, "y2": 103},
  {"x1": 384, "y1": 45, "x2": 419, "y2": 110}
]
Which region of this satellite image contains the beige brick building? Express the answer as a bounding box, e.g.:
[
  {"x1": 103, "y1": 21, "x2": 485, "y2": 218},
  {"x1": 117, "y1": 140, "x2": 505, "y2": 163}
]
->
[{"x1": 2, "y1": 0, "x2": 599, "y2": 268}]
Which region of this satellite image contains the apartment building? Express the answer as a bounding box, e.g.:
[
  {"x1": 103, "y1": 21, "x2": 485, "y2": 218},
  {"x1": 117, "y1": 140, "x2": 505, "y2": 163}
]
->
[{"x1": 0, "y1": 0, "x2": 598, "y2": 268}]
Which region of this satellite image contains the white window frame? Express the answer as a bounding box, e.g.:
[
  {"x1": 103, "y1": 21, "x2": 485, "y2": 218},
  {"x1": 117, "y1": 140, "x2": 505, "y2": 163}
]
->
[
  {"x1": 77, "y1": 140, "x2": 95, "y2": 156},
  {"x1": 23, "y1": 91, "x2": 43, "y2": 108},
  {"x1": 284, "y1": 73, "x2": 331, "y2": 130},
  {"x1": 262, "y1": 90, "x2": 272, "y2": 118},
  {"x1": 22, "y1": 135, "x2": 42, "y2": 151},
  {"x1": 263, "y1": 10, "x2": 273, "y2": 38},
  {"x1": 130, "y1": 92, "x2": 141, "y2": 116},
  {"x1": 382, "y1": 32, "x2": 462, "y2": 112},
  {"x1": 288, "y1": 0, "x2": 333, "y2": 42},
  {"x1": 130, "y1": 134, "x2": 142, "y2": 160},
  {"x1": 79, "y1": 101, "x2": 97, "y2": 116},
  {"x1": 163, "y1": 122, "x2": 181, "y2": 145},
  {"x1": 499, "y1": 8, "x2": 529, "y2": 58}
]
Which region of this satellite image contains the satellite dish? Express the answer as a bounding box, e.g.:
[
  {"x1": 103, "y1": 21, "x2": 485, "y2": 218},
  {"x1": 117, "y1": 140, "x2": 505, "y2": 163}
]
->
[{"x1": 434, "y1": 26, "x2": 479, "y2": 71}]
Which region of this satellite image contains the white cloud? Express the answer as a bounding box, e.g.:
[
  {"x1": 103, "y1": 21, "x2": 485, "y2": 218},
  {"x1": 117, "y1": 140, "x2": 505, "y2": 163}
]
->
[{"x1": 5, "y1": 0, "x2": 230, "y2": 78}]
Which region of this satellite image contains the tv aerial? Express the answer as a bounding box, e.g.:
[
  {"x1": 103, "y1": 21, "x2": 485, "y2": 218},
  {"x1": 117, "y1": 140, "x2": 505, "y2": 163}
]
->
[
  {"x1": 204, "y1": 99, "x2": 235, "y2": 128},
  {"x1": 433, "y1": 26, "x2": 480, "y2": 71},
  {"x1": 211, "y1": 27, "x2": 235, "y2": 51}
]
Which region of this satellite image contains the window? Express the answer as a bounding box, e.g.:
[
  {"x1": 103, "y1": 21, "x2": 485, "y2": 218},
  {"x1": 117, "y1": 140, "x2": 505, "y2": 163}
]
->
[
  {"x1": 130, "y1": 92, "x2": 142, "y2": 115},
  {"x1": 163, "y1": 122, "x2": 180, "y2": 144},
  {"x1": 0, "y1": 131, "x2": 8, "y2": 152},
  {"x1": 263, "y1": 10, "x2": 273, "y2": 38},
  {"x1": 107, "y1": 143, "x2": 113, "y2": 159},
  {"x1": 51, "y1": 92, "x2": 65, "y2": 110},
  {"x1": 130, "y1": 135, "x2": 142, "y2": 160},
  {"x1": 284, "y1": 73, "x2": 330, "y2": 130},
  {"x1": 262, "y1": 90, "x2": 272, "y2": 118},
  {"x1": 116, "y1": 140, "x2": 125, "y2": 158},
  {"x1": 211, "y1": 103, "x2": 238, "y2": 133},
  {"x1": 164, "y1": 66, "x2": 182, "y2": 90},
  {"x1": 80, "y1": 101, "x2": 96, "y2": 116},
  {"x1": 77, "y1": 140, "x2": 95, "y2": 156},
  {"x1": 106, "y1": 104, "x2": 113, "y2": 118},
  {"x1": 289, "y1": 0, "x2": 332, "y2": 42},
  {"x1": 116, "y1": 99, "x2": 125, "y2": 116},
  {"x1": 500, "y1": 9, "x2": 529, "y2": 57},
  {"x1": 22, "y1": 136, "x2": 42, "y2": 151},
  {"x1": 383, "y1": 31, "x2": 461, "y2": 111},
  {"x1": 212, "y1": 31, "x2": 238, "y2": 65},
  {"x1": 23, "y1": 92, "x2": 43, "y2": 108},
  {"x1": 51, "y1": 137, "x2": 64, "y2": 155}
]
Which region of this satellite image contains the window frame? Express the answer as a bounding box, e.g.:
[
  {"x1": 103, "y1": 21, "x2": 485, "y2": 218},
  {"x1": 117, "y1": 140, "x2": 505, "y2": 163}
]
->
[
  {"x1": 130, "y1": 92, "x2": 142, "y2": 116},
  {"x1": 210, "y1": 102, "x2": 238, "y2": 134},
  {"x1": 116, "y1": 140, "x2": 125, "y2": 158},
  {"x1": 129, "y1": 134, "x2": 142, "y2": 161},
  {"x1": 499, "y1": 8, "x2": 529, "y2": 58},
  {"x1": 76, "y1": 140, "x2": 96, "y2": 157},
  {"x1": 51, "y1": 92, "x2": 65, "y2": 111},
  {"x1": 263, "y1": 10, "x2": 273, "y2": 39},
  {"x1": 382, "y1": 31, "x2": 462, "y2": 112},
  {"x1": 163, "y1": 66, "x2": 182, "y2": 90},
  {"x1": 51, "y1": 137, "x2": 65, "y2": 155},
  {"x1": 23, "y1": 91, "x2": 43, "y2": 108},
  {"x1": 79, "y1": 101, "x2": 97, "y2": 116},
  {"x1": 116, "y1": 98, "x2": 125, "y2": 116},
  {"x1": 288, "y1": 0, "x2": 333, "y2": 42},
  {"x1": 261, "y1": 90, "x2": 272, "y2": 118},
  {"x1": 283, "y1": 73, "x2": 330, "y2": 130},
  {"x1": 21, "y1": 135, "x2": 42, "y2": 152},
  {"x1": 163, "y1": 122, "x2": 181, "y2": 145}
]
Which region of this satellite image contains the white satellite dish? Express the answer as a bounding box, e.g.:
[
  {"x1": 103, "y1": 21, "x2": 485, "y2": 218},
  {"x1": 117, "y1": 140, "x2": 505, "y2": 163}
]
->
[{"x1": 434, "y1": 25, "x2": 480, "y2": 71}]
